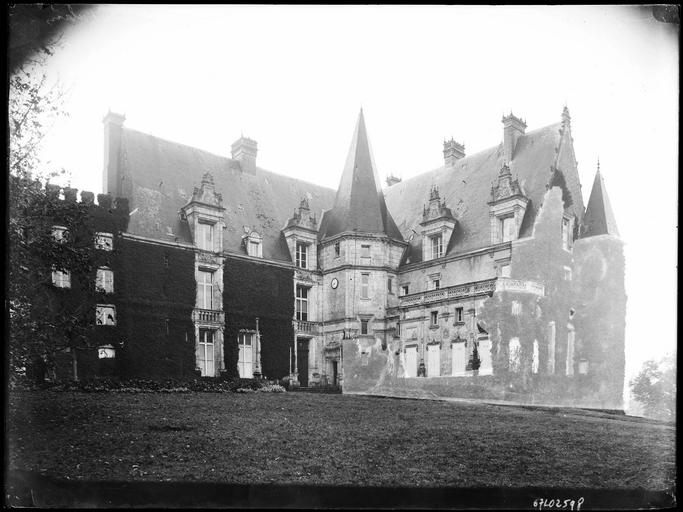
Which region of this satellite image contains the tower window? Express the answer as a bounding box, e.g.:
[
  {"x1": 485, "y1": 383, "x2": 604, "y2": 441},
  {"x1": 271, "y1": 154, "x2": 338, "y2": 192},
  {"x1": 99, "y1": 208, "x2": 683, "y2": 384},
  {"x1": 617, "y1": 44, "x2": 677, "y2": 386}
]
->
[
  {"x1": 361, "y1": 245, "x2": 371, "y2": 258},
  {"x1": 296, "y1": 241, "x2": 308, "y2": 269},
  {"x1": 401, "y1": 285, "x2": 409, "y2": 296},
  {"x1": 361, "y1": 273, "x2": 370, "y2": 299},
  {"x1": 360, "y1": 319, "x2": 369, "y2": 335},
  {"x1": 455, "y1": 307, "x2": 463, "y2": 323},
  {"x1": 296, "y1": 285, "x2": 309, "y2": 321},
  {"x1": 334, "y1": 242, "x2": 340, "y2": 258},
  {"x1": 431, "y1": 311, "x2": 438, "y2": 326},
  {"x1": 562, "y1": 218, "x2": 572, "y2": 250},
  {"x1": 387, "y1": 277, "x2": 393, "y2": 294}
]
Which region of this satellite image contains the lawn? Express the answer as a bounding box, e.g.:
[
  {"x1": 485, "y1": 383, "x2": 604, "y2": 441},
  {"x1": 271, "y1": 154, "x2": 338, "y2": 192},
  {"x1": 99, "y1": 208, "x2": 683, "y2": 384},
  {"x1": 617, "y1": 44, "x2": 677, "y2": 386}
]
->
[{"x1": 7, "y1": 391, "x2": 676, "y2": 489}]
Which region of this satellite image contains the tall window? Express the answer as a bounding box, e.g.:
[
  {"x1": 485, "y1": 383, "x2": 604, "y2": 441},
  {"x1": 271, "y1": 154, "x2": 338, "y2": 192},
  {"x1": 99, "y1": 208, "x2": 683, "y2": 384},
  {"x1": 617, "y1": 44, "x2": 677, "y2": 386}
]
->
[
  {"x1": 334, "y1": 242, "x2": 341, "y2": 258},
  {"x1": 361, "y1": 245, "x2": 370, "y2": 258},
  {"x1": 562, "y1": 218, "x2": 571, "y2": 250},
  {"x1": 430, "y1": 234, "x2": 443, "y2": 259},
  {"x1": 247, "y1": 239, "x2": 262, "y2": 257},
  {"x1": 360, "y1": 319, "x2": 369, "y2": 335},
  {"x1": 238, "y1": 332, "x2": 254, "y2": 378},
  {"x1": 96, "y1": 267, "x2": 114, "y2": 293},
  {"x1": 455, "y1": 307, "x2": 464, "y2": 323},
  {"x1": 198, "y1": 329, "x2": 215, "y2": 377},
  {"x1": 95, "y1": 232, "x2": 114, "y2": 251},
  {"x1": 295, "y1": 285, "x2": 309, "y2": 321},
  {"x1": 361, "y1": 273, "x2": 370, "y2": 299},
  {"x1": 296, "y1": 241, "x2": 308, "y2": 269},
  {"x1": 197, "y1": 271, "x2": 213, "y2": 309},
  {"x1": 430, "y1": 311, "x2": 438, "y2": 326},
  {"x1": 508, "y1": 337, "x2": 521, "y2": 372},
  {"x1": 96, "y1": 305, "x2": 116, "y2": 326},
  {"x1": 387, "y1": 277, "x2": 393, "y2": 294},
  {"x1": 501, "y1": 217, "x2": 516, "y2": 242},
  {"x1": 197, "y1": 221, "x2": 214, "y2": 251},
  {"x1": 52, "y1": 268, "x2": 71, "y2": 288},
  {"x1": 431, "y1": 278, "x2": 440, "y2": 291},
  {"x1": 401, "y1": 285, "x2": 409, "y2": 296}
]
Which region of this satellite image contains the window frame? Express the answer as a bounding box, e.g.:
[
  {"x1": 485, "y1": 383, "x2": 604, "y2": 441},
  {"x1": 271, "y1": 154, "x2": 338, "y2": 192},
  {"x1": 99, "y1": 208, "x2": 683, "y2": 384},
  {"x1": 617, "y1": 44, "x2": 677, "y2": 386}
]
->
[
  {"x1": 295, "y1": 241, "x2": 308, "y2": 269},
  {"x1": 334, "y1": 242, "x2": 340, "y2": 258},
  {"x1": 360, "y1": 273, "x2": 370, "y2": 299},
  {"x1": 455, "y1": 307, "x2": 464, "y2": 324},
  {"x1": 51, "y1": 267, "x2": 71, "y2": 289},
  {"x1": 361, "y1": 244, "x2": 371, "y2": 259},
  {"x1": 197, "y1": 270, "x2": 214, "y2": 310},
  {"x1": 199, "y1": 329, "x2": 215, "y2": 377},
  {"x1": 197, "y1": 221, "x2": 214, "y2": 251},
  {"x1": 501, "y1": 216, "x2": 516, "y2": 243},
  {"x1": 430, "y1": 311, "x2": 438, "y2": 326},
  {"x1": 360, "y1": 319, "x2": 369, "y2": 335},
  {"x1": 96, "y1": 267, "x2": 114, "y2": 294},
  {"x1": 387, "y1": 276, "x2": 393, "y2": 294},
  {"x1": 430, "y1": 233, "x2": 444, "y2": 259},
  {"x1": 295, "y1": 285, "x2": 309, "y2": 321},
  {"x1": 95, "y1": 232, "x2": 114, "y2": 251},
  {"x1": 96, "y1": 304, "x2": 116, "y2": 326},
  {"x1": 401, "y1": 285, "x2": 409, "y2": 296}
]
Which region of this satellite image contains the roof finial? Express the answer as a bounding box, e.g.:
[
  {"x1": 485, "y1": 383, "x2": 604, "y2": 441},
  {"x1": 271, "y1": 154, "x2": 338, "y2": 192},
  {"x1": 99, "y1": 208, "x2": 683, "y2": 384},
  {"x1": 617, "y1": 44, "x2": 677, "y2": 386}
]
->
[{"x1": 597, "y1": 157, "x2": 600, "y2": 173}]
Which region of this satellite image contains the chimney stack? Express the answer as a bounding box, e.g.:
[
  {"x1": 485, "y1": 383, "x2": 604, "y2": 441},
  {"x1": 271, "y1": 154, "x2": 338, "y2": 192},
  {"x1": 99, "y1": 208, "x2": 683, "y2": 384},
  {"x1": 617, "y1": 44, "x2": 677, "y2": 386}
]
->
[
  {"x1": 231, "y1": 136, "x2": 258, "y2": 175},
  {"x1": 103, "y1": 111, "x2": 126, "y2": 196},
  {"x1": 443, "y1": 138, "x2": 465, "y2": 167},
  {"x1": 502, "y1": 112, "x2": 526, "y2": 163},
  {"x1": 386, "y1": 173, "x2": 402, "y2": 187}
]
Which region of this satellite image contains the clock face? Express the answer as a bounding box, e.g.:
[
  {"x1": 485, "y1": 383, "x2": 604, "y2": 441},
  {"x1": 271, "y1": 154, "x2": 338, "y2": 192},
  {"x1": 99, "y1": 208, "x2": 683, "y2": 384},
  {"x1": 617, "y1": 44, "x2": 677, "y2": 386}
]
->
[{"x1": 331, "y1": 278, "x2": 339, "y2": 289}]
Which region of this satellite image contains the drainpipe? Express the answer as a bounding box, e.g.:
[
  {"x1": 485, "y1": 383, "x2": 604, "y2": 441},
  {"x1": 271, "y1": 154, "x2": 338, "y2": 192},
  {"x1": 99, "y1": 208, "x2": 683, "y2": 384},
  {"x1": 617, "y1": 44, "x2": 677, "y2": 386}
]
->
[{"x1": 254, "y1": 317, "x2": 261, "y2": 379}]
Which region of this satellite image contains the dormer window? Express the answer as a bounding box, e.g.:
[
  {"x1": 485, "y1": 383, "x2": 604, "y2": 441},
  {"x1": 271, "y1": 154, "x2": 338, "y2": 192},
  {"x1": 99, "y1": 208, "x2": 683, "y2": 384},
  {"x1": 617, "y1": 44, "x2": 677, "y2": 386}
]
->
[
  {"x1": 501, "y1": 216, "x2": 516, "y2": 243},
  {"x1": 430, "y1": 234, "x2": 444, "y2": 259},
  {"x1": 245, "y1": 231, "x2": 263, "y2": 258},
  {"x1": 197, "y1": 221, "x2": 214, "y2": 251},
  {"x1": 296, "y1": 241, "x2": 308, "y2": 269},
  {"x1": 95, "y1": 232, "x2": 113, "y2": 251}
]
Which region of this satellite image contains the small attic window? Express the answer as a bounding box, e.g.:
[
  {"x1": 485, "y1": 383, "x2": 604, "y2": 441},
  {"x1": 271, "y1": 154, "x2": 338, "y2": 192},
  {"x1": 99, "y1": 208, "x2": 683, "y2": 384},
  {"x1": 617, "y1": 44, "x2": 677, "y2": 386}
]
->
[{"x1": 245, "y1": 231, "x2": 263, "y2": 258}]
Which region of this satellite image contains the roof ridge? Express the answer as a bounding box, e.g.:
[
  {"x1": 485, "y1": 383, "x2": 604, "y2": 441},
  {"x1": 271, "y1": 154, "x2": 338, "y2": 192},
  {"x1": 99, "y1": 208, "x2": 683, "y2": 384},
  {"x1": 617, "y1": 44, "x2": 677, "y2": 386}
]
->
[{"x1": 123, "y1": 126, "x2": 335, "y2": 193}]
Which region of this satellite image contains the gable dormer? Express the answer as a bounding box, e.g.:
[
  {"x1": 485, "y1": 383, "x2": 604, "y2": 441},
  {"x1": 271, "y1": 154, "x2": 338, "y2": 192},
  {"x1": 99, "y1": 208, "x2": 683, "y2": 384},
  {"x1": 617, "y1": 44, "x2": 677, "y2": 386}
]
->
[
  {"x1": 242, "y1": 228, "x2": 263, "y2": 258},
  {"x1": 488, "y1": 163, "x2": 529, "y2": 244},
  {"x1": 283, "y1": 197, "x2": 319, "y2": 270},
  {"x1": 420, "y1": 185, "x2": 457, "y2": 261},
  {"x1": 180, "y1": 172, "x2": 225, "y2": 252}
]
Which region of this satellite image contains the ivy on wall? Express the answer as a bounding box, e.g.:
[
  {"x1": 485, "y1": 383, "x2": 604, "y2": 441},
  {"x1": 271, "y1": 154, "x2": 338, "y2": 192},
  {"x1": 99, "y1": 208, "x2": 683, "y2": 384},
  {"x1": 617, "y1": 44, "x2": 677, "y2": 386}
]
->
[
  {"x1": 223, "y1": 256, "x2": 294, "y2": 380},
  {"x1": 115, "y1": 238, "x2": 196, "y2": 379}
]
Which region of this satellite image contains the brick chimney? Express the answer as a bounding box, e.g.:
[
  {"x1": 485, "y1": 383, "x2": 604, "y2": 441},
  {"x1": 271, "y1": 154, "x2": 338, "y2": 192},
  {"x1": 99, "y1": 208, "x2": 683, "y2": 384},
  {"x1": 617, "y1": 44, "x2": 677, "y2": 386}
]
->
[
  {"x1": 103, "y1": 111, "x2": 126, "y2": 196},
  {"x1": 231, "y1": 136, "x2": 258, "y2": 175},
  {"x1": 443, "y1": 138, "x2": 465, "y2": 167},
  {"x1": 502, "y1": 112, "x2": 526, "y2": 163}
]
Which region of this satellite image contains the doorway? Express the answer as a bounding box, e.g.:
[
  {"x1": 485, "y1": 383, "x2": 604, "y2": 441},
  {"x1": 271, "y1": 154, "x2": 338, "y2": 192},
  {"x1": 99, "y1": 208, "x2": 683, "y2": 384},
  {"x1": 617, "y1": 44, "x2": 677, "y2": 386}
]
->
[
  {"x1": 332, "y1": 360, "x2": 338, "y2": 386},
  {"x1": 297, "y1": 338, "x2": 309, "y2": 387}
]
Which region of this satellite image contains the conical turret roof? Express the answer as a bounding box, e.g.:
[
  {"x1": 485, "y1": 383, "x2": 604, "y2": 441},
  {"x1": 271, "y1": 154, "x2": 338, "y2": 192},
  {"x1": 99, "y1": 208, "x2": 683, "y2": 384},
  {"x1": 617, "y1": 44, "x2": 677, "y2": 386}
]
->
[
  {"x1": 319, "y1": 110, "x2": 403, "y2": 241},
  {"x1": 582, "y1": 168, "x2": 619, "y2": 237}
]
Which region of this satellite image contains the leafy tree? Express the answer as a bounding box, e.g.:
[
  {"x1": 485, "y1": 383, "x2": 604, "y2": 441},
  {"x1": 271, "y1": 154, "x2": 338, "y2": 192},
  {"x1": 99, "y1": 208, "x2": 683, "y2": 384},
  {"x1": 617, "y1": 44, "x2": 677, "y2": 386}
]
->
[
  {"x1": 8, "y1": 5, "x2": 98, "y2": 382},
  {"x1": 629, "y1": 354, "x2": 676, "y2": 421}
]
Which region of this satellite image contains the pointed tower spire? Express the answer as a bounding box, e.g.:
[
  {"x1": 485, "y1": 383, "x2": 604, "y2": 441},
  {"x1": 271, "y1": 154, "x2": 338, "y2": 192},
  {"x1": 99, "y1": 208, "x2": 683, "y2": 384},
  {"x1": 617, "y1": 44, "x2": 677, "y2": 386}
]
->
[
  {"x1": 582, "y1": 164, "x2": 619, "y2": 238},
  {"x1": 319, "y1": 110, "x2": 403, "y2": 241}
]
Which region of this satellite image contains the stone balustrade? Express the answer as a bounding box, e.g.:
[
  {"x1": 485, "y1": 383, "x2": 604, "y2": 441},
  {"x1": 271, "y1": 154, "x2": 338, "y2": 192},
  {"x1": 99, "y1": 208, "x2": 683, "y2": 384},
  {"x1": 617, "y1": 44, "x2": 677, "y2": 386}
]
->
[
  {"x1": 193, "y1": 308, "x2": 223, "y2": 324},
  {"x1": 399, "y1": 277, "x2": 544, "y2": 307},
  {"x1": 295, "y1": 320, "x2": 320, "y2": 335}
]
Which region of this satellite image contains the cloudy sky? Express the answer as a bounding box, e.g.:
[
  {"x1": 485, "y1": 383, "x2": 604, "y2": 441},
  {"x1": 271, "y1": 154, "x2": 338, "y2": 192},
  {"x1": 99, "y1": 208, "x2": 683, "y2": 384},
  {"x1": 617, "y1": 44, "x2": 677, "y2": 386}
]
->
[{"x1": 25, "y1": 5, "x2": 678, "y2": 393}]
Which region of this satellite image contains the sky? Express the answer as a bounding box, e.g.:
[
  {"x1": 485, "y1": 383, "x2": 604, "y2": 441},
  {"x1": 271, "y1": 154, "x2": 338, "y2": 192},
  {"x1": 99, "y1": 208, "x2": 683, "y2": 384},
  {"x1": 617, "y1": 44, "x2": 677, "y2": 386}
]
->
[{"x1": 20, "y1": 5, "x2": 679, "y2": 400}]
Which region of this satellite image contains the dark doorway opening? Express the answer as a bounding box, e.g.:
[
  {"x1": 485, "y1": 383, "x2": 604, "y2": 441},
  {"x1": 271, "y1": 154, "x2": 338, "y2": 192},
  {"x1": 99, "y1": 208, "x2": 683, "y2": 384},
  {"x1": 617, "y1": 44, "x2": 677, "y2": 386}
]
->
[
  {"x1": 297, "y1": 339, "x2": 309, "y2": 387},
  {"x1": 332, "y1": 360, "x2": 338, "y2": 386}
]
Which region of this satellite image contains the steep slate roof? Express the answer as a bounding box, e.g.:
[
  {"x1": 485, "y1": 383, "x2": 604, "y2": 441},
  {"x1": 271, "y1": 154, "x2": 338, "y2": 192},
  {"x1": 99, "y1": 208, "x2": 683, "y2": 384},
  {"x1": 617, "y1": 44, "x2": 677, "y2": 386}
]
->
[
  {"x1": 582, "y1": 169, "x2": 619, "y2": 237},
  {"x1": 118, "y1": 128, "x2": 336, "y2": 261},
  {"x1": 384, "y1": 120, "x2": 585, "y2": 264},
  {"x1": 319, "y1": 110, "x2": 403, "y2": 241}
]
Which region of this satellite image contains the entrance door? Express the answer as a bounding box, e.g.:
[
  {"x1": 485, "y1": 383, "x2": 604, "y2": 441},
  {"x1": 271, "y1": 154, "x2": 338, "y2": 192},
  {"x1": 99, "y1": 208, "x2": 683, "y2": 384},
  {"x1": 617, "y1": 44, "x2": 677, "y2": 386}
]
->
[{"x1": 297, "y1": 339, "x2": 309, "y2": 387}]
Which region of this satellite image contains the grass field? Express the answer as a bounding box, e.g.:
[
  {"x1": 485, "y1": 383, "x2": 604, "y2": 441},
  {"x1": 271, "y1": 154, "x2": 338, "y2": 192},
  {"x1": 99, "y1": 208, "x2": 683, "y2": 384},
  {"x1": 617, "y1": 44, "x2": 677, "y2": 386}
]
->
[{"x1": 7, "y1": 391, "x2": 675, "y2": 489}]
